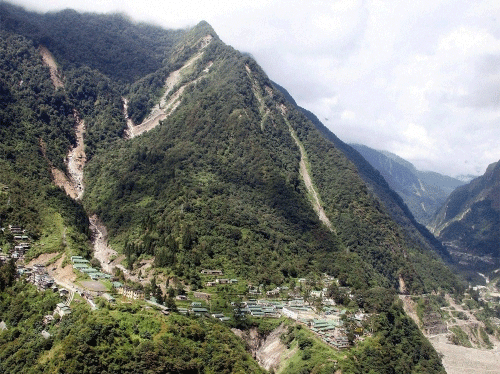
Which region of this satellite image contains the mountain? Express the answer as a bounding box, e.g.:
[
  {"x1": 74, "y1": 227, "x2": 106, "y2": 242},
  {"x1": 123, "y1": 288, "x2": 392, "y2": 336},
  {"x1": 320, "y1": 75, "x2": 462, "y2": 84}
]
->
[
  {"x1": 430, "y1": 160, "x2": 500, "y2": 273},
  {"x1": 271, "y1": 97, "x2": 456, "y2": 266},
  {"x1": 0, "y1": 2, "x2": 459, "y2": 292},
  {"x1": 81, "y1": 26, "x2": 460, "y2": 294},
  {"x1": 0, "y1": 3, "x2": 463, "y2": 373},
  {"x1": 350, "y1": 144, "x2": 464, "y2": 225}
]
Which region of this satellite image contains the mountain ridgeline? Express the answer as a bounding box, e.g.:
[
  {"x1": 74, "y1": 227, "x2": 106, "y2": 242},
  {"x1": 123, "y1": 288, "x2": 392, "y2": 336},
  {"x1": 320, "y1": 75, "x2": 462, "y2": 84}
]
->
[{"x1": 0, "y1": 3, "x2": 463, "y2": 373}]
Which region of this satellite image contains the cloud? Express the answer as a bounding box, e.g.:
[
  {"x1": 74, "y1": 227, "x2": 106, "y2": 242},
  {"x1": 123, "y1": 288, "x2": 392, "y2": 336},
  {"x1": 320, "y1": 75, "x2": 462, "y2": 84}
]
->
[
  {"x1": 8, "y1": 0, "x2": 500, "y2": 177},
  {"x1": 341, "y1": 110, "x2": 356, "y2": 121}
]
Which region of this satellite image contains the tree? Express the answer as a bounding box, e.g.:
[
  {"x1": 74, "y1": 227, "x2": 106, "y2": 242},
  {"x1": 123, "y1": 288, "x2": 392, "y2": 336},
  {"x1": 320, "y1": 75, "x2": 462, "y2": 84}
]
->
[
  {"x1": 341, "y1": 314, "x2": 357, "y2": 345},
  {"x1": 165, "y1": 296, "x2": 177, "y2": 312},
  {"x1": 0, "y1": 258, "x2": 16, "y2": 291},
  {"x1": 149, "y1": 277, "x2": 164, "y2": 304},
  {"x1": 167, "y1": 286, "x2": 175, "y2": 298}
]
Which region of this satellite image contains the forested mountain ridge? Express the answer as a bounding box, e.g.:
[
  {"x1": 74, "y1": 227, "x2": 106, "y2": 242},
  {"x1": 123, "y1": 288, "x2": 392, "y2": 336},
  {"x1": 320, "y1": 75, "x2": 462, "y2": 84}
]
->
[
  {"x1": 0, "y1": 3, "x2": 465, "y2": 373},
  {"x1": 430, "y1": 160, "x2": 500, "y2": 273},
  {"x1": 0, "y1": 3, "x2": 186, "y2": 83},
  {"x1": 0, "y1": 1, "x2": 462, "y2": 298},
  {"x1": 0, "y1": 1, "x2": 460, "y2": 293},
  {"x1": 272, "y1": 91, "x2": 457, "y2": 266},
  {"x1": 80, "y1": 25, "x2": 460, "y2": 294}
]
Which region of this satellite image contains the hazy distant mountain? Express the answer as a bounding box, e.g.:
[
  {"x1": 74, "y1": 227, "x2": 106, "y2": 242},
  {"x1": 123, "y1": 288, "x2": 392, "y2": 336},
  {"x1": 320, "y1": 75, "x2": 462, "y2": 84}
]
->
[
  {"x1": 456, "y1": 174, "x2": 481, "y2": 183},
  {"x1": 350, "y1": 144, "x2": 464, "y2": 226},
  {"x1": 430, "y1": 160, "x2": 500, "y2": 273}
]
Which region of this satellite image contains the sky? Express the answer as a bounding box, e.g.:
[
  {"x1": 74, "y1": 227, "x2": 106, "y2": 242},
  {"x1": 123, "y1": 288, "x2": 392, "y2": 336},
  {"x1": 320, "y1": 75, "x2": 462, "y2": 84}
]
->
[{"x1": 8, "y1": 0, "x2": 500, "y2": 178}]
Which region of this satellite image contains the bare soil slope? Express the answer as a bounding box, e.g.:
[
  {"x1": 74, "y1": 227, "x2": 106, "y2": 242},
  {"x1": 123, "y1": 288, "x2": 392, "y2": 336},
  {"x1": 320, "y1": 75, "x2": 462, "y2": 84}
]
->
[
  {"x1": 232, "y1": 324, "x2": 288, "y2": 372},
  {"x1": 125, "y1": 35, "x2": 213, "y2": 138},
  {"x1": 39, "y1": 46, "x2": 64, "y2": 89}
]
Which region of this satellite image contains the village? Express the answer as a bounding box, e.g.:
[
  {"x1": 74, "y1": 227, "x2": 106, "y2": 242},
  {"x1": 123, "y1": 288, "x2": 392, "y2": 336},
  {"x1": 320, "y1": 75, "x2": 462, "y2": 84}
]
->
[{"x1": 1, "y1": 223, "x2": 367, "y2": 350}]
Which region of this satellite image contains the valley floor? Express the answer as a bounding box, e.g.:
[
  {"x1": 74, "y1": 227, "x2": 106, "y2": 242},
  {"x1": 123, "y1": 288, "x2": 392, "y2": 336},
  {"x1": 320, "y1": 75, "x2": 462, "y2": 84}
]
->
[
  {"x1": 400, "y1": 294, "x2": 500, "y2": 374},
  {"x1": 429, "y1": 333, "x2": 500, "y2": 374}
]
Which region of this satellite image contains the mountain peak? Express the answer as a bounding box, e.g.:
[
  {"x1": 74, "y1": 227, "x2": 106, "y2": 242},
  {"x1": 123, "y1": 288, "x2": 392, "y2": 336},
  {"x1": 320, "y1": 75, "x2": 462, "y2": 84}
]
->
[{"x1": 484, "y1": 160, "x2": 500, "y2": 180}]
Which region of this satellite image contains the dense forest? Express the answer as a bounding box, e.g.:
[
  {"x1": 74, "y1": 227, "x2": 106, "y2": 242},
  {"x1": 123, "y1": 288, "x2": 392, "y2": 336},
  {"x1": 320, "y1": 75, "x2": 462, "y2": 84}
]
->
[
  {"x1": 82, "y1": 30, "x2": 461, "y2": 294},
  {"x1": 0, "y1": 2, "x2": 461, "y2": 293},
  {"x1": 0, "y1": 282, "x2": 264, "y2": 374}
]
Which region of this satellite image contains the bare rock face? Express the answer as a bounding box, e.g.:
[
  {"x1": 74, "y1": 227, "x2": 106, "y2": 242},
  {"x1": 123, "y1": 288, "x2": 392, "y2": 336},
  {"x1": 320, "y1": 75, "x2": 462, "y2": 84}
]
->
[{"x1": 232, "y1": 324, "x2": 287, "y2": 372}]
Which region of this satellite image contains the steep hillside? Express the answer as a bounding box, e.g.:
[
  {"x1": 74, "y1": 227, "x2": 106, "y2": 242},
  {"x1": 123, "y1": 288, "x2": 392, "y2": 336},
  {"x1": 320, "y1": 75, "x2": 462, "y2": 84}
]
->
[
  {"x1": 351, "y1": 144, "x2": 464, "y2": 225},
  {"x1": 0, "y1": 2, "x2": 461, "y2": 293},
  {"x1": 274, "y1": 97, "x2": 456, "y2": 267},
  {"x1": 0, "y1": 2, "x2": 462, "y2": 293},
  {"x1": 430, "y1": 160, "x2": 500, "y2": 273},
  {"x1": 0, "y1": 4, "x2": 464, "y2": 373},
  {"x1": 80, "y1": 27, "x2": 461, "y2": 293},
  {"x1": 0, "y1": 26, "x2": 90, "y2": 257}
]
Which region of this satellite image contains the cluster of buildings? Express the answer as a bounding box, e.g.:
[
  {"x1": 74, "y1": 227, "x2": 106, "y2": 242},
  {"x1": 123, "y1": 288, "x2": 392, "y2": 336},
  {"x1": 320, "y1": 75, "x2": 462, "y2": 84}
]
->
[
  {"x1": 188, "y1": 301, "x2": 209, "y2": 315},
  {"x1": 71, "y1": 256, "x2": 111, "y2": 280},
  {"x1": 195, "y1": 271, "x2": 363, "y2": 349},
  {"x1": 5, "y1": 241, "x2": 363, "y2": 351},
  {"x1": 0, "y1": 225, "x2": 31, "y2": 260},
  {"x1": 238, "y1": 299, "x2": 283, "y2": 317},
  {"x1": 54, "y1": 302, "x2": 72, "y2": 317},
  {"x1": 471, "y1": 284, "x2": 500, "y2": 305},
  {"x1": 14, "y1": 263, "x2": 56, "y2": 290},
  {"x1": 175, "y1": 302, "x2": 231, "y2": 321},
  {"x1": 200, "y1": 270, "x2": 239, "y2": 288},
  {"x1": 14, "y1": 261, "x2": 74, "y2": 320},
  {"x1": 43, "y1": 301, "x2": 72, "y2": 325},
  {"x1": 308, "y1": 319, "x2": 349, "y2": 348},
  {"x1": 282, "y1": 300, "x2": 316, "y2": 320},
  {"x1": 11, "y1": 242, "x2": 30, "y2": 259},
  {"x1": 205, "y1": 278, "x2": 238, "y2": 287},
  {"x1": 28, "y1": 264, "x2": 55, "y2": 290}
]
